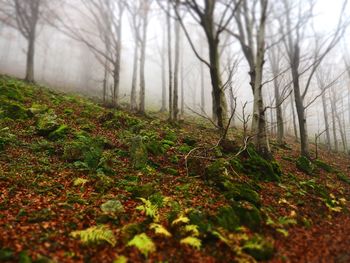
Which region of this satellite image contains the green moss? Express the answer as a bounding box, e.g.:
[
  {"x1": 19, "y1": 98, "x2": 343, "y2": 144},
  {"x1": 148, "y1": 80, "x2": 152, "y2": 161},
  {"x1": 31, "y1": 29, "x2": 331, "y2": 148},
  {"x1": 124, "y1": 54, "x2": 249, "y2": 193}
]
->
[
  {"x1": 183, "y1": 136, "x2": 197, "y2": 146},
  {"x1": 243, "y1": 146, "x2": 281, "y2": 182},
  {"x1": 0, "y1": 97, "x2": 28, "y2": 119},
  {"x1": 28, "y1": 103, "x2": 48, "y2": 116},
  {"x1": 188, "y1": 209, "x2": 211, "y2": 233},
  {"x1": 146, "y1": 140, "x2": 165, "y2": 155},
  {"x1": 314, "y1": 159, "x2": 334, "y2": 173},
  {"x1": 337, "y1": 173, "x2": 350, "y2": 184},
  {"x1": 178, "y1": 145, "x2": 192, "y2": 154},
  {"x1": 204, "y1": 159, "x2": 231, "y2": 188},
  {"x1": 36, "y1": 112, "x2": 59, "y2": 135},
  {"x1": 223, "y1": 182, "x2": 261, "y2": 206},
  {"x1": 243, "y1": 235, "x2": 274, "y2": 261},
  {"x1": 164, "y1": 129, "x2": 177, "y2": 142},
  {"x1": 232, "y1": 201, "x2": 262, "y2": 231},
  {"x1": 126, "y1": 183, "x2": 156, "y2": 198},
  {"x1": 296, "y1": 156, "x2": 314, "y2": 175},
  {"x1": 0, "y1": 127, "x2": 16, "y2": 151},
  {"x1": 215, "y1": 206, "x2": 240, "y2": 231},
  {"x1": 48, "y1": 124, "x2": 69, "y2": 140},
  {"x1": 229, "y1": 157, "x2": 243, "y2": 172},
  {"x1": 161, "y1": 167, "x2": 179, "y2": 176},
  {"x1": 130, "y1": 136, "x2": 148, "y2": 169}
]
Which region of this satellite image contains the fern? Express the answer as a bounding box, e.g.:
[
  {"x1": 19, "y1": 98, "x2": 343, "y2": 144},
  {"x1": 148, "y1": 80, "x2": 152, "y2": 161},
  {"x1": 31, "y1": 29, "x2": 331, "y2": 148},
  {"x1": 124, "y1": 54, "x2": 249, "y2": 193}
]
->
[
  {"x1": 136, "y1": 198, "x2": 159, "y2": 221},
  {"x1": 184, "y1": 225, "x2": 200, "y2": 237},
  {"x1": 113, "y1": 255, "x2": 128, "y2": 263},
  {"x1": 73, "y1": 178, "x2": 89, "y2": 187},
  {"x1": 70, "y1": 225, "x2": 116, "y2": 246},
  {"x1": 172, "y1": 214, "x2": 190, "y2": 225},
  {"x1": 127, "y1": 233, "x2": 156, "y2": 257},
  {"x1": 180, "y1": 236, "x2": 201, "y2": 250},
  {"x1": 150, "y1": 223, "x2": 172, "y2": 237}
]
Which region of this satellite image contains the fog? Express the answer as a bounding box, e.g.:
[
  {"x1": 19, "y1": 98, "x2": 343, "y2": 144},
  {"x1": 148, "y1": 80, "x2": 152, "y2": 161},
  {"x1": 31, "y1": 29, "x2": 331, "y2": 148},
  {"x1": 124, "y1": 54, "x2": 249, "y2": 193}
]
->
[{"x1": 0, "y1": 0, "x2": 350, "y2": 152}]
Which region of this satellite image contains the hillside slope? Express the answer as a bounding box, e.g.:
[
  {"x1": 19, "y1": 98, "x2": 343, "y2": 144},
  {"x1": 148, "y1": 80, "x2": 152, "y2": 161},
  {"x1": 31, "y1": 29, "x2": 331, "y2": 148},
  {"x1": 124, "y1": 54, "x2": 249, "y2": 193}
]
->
[{"x1": 0, "y1": 75, "x2": 350, "y2": 263}]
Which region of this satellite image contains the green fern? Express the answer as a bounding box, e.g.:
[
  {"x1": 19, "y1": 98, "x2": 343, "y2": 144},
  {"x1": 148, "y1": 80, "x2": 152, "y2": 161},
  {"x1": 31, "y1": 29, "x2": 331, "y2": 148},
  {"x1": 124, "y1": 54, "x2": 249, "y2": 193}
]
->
[
  {"x1": 113, "y1": 255, "x2": 128, "y2": 263},
  {"x1": 70, "y1": 225, "x2": 116, "y2": 246},
  {"x1": 172, "y1": 214, "x2": 190, "y2": 225},
  {"x1": 136, "y1": 198, "x2": 159, "y2": 221},
  {"x1": 150, "y1": 223, "x2": 172, "y2": 237},
  {"x1": 184, "y1": 224, "x2": 200, "y2": 237},
  {"x1": 180, "y1": 236, "x2": 201, "y2": 250},
  {"x1": 127, "y1": 233, "x2": 156, "y2": 257},
  {"x1": 73, "y1": 178, "x2": 89, "y2": 187}
]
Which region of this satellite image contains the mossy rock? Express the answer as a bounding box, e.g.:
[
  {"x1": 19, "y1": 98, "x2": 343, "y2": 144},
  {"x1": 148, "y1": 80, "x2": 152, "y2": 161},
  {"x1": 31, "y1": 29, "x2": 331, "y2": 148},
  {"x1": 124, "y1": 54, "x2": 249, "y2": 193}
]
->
[
  {"x1": 232, "y1": 201, "x2": 262, "y2": 231},
  {"x1": 28, "y1": 103, "x2": 48, "y2": 116},
  {"x1": 63, "y1": 141, "x2": 86, "y2": 161},
  {"x1": 314, "y1": 159, "x2": 334, "y2": 173},
  {"x1": 296, "y1": 156, "x2": 314, "y2": 175},
  {"x1": 130, "y1": 136, "x2": 148, "y2": 169},
  {"x1": 337, "y1": 173, "x2": 350, "y2": 184},
  {"x1": 215, "y1": 206, "x2": 240, "y2": 232},
  {"x1": 243, "y1": 147, "x2": 281, "y2": 182},
  {"x1": 126, "y1": 183, "x2": 156, "y2": 198},
  {"x1": 223, "y1": 182, "x2": 261, "y2": 206},
  {"x1": 0, "y1": 97, "x2": 28, "y2": 119},
  {"x1": 183, "y1": 136, "x2": 197, "y2": 146},
  {"x1": 36, "y1": 112, "x2": 59, "y2": 136},
  {"x1": 0, "y1": 80, "x2": 23, "y2": 101},
  {"x1": 48, "y1": 124, "x2": 69, "y2": 140},
  {"x1": 229, "y1": 157, "x2": 243, "y2": 172},
  {"x1": 121, "y1": 223, "x2": 145, "y2": 243},
  {"x1": 243, "y1": 235, "x2": 274, "y2": 261},
  {"x1": 204, "y1": 159, "x2": 231, "y2": 188}
]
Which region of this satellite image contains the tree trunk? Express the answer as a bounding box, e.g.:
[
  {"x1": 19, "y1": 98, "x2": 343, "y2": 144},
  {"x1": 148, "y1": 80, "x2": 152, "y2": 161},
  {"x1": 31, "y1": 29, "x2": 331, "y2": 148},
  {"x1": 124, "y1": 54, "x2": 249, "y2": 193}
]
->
[
  {"x1": 173, "y1": 2, "x2": 180, "y2": 121},
  {"x1": 274, "y1": 77, "x2": 284, "y2": 144},
  {"x1": 207, "y1": 38, "x2": 227, "y2": 131},
  {"x1": 321, "y1": 91, "x2": 331, "y2": 151},
  {"x1": 131, "y1": 41, "x2": 139, "y2": 111},
  {"x1": 330, "y1": 93, "x2": 339, "y2": 152},
  {"x1": 25, "y1": 34, "x2": 35, "y2": 83},
  {"x1": 160, "y1": 28, "x2": 167, "y2": 112},
  {"x1": 200, "y1": 45, "x2": 205, "y2": 114},
  {"x1": 167, "y1": 1, "x2": 173, "y2": 119},
  {"x1": 139, "y1": 1, "x2": 149, "y2": 114}
]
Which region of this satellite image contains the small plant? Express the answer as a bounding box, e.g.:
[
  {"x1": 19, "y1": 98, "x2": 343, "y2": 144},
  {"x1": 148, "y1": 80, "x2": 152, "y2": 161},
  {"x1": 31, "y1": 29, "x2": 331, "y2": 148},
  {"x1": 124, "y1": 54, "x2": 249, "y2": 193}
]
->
[
  {"x1": 136, "y1": 198, "x2": 159, "y2": 221},
  {"x1": 73, "y1": 178, "x2": 89, "y2": 187},
  {"x1": 150, "y1": 223, "x2": 172, "y2": 237},
  {"x1": 180, "y1": 236, "x2": 201, "y2": 250},
  {"x1": 70, "y1": 225, "x2": 116, "y2": 246},
  {"x1": 127, "y1": 233, "x2": 156, "y2": 257}
]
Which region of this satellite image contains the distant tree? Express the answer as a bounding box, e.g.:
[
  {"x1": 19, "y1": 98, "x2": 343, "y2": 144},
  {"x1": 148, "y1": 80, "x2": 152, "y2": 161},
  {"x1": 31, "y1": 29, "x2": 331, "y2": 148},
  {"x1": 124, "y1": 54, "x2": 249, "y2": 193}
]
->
[
  {"x1": 279, "y1": 0, "x2": 348, "y2": 157},
  {"x1": 0, "y1": 0, "x2": 48, "y2": 82},
  {"x1": 54, "y1": 0, "x2": 126, "y2": 106}
]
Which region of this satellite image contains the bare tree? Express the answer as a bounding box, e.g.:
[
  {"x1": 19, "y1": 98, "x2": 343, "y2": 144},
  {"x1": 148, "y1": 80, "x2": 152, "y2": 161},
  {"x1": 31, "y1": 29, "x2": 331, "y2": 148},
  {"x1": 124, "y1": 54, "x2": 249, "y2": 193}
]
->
[
  {"x1": 54, "y1": 0, "x2": 126, "y2": 106},
  {"x1": 0, "y1": 0, "x2": 48, "y2": 82},
  {"x1": 227, "y1": 0, "x2": 271, "y2": 156},
  {"x1": 280, "y1": 0, "x2": 348, "y2": 157},
  {"x1": 167, "y1": 0, "x2": 241, "y2": 132}
]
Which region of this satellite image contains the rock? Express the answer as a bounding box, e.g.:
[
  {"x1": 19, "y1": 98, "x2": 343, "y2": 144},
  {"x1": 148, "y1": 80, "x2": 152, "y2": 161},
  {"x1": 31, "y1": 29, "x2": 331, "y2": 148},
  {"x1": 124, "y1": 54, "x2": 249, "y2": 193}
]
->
[
  {"x1": 314, "y1": 159, "x2": 334, "y2": 173},
  {"x1": 36, "y1": 112, "x2": 59, "y2": 136},
  {"x1": 126, "y1": 183, "x2": 156, "y2": 198},
  {"x1": 296, "y1": 156, "x2": 314, "y2": 175},
  {"x1": 101, "y1": 200, "x2": 125, "y2": 214},
  {"x1": 48, "y1": 124, "x2": 69, "y2": 140},
  {"x1": 146, "y1": 140, "x2": 165, "y2": 156},
  {"x1": 130, "y1": 136, "x2": 148, "y2": 169},
  {"x1": 63, "y1": 141, "x2": 85, "y2": 161}
]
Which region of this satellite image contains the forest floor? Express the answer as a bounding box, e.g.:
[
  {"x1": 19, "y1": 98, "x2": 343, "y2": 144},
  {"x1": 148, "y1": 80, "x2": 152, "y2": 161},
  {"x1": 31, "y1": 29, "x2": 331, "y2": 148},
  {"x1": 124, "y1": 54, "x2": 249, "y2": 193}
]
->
[{"x1": 0, "y1": 75, "x2": 350, "y2": 263}]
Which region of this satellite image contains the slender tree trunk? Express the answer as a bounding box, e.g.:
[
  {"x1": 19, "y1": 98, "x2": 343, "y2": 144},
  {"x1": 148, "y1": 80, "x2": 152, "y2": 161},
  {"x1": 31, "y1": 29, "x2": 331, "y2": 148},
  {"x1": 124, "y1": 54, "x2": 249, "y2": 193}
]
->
[
  {"x1": 200, "y1": 45, "x2": 205, "y2": 114},
  {"x1": 160, "y1": 29, "x2": 167, "y2": 112},
  {"x1": 173, "y1": 1, "x2": 180, "y2": 121},
  {"x1": 330, "y1": 94, "x2": 339, "y2": 152},
  {"x1": 139, "y1": 1, "x2": 149, "y2": 114},
  {"x1": 208, "y1": 42, "x2": 227, "y2": 131},
  {"x1": 290, "y1": 91, "x2": 299, "y2": 141},
  {"x1": 25, "y1": 34, "x2": 35, "y2": 83},
  {"x1": 167, "y1": 2, "x2": 173, "y2": 119},
  {"x1": 131, "y1": 41, "x2": 139, "y2": 111},
  {"x1": 180, "y1": 37, "x2": 184, "y2": 117},
  {"x1": 321, "y1": 91, "x2": 331, "y2": 151},
  {"x1": 274, "y1": 78, "x2": 284, "y2": 144}
]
